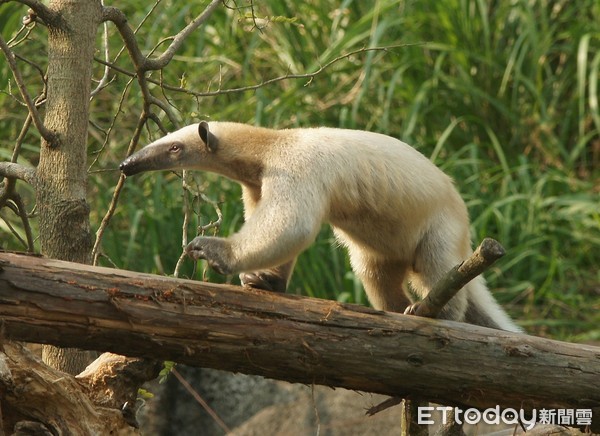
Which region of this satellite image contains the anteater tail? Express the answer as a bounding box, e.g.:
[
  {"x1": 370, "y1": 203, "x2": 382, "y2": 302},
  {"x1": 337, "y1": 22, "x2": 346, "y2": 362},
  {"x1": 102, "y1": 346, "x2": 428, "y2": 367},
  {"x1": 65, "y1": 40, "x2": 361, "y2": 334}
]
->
[{"x1": 463, "y1": 276, "x2": 522, "y2": 332}]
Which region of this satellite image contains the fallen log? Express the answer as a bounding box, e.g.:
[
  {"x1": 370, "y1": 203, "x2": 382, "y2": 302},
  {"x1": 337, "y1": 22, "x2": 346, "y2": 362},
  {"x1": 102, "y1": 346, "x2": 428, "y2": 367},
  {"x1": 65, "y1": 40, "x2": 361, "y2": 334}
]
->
[{"x1": 0, "y1": 251, "x2": 598, "y2": 418}]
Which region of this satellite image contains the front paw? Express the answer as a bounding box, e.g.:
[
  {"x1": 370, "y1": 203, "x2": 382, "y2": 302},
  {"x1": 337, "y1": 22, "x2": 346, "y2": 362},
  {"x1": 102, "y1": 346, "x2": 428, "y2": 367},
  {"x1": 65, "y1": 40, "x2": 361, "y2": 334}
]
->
[{"x1": 185, "y1": 236, "x2": 234, "y2": 275}]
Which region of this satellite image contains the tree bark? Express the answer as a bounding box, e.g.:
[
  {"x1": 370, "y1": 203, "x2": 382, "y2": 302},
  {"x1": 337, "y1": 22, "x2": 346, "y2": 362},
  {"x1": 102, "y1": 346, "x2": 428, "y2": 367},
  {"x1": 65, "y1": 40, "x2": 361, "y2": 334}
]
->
[
  {"x1": 0, "y1": 251, "x2": 598, "y2": 426},
  {"x1": 35, "y1": 0, "x2": 102, "y2": 374}
]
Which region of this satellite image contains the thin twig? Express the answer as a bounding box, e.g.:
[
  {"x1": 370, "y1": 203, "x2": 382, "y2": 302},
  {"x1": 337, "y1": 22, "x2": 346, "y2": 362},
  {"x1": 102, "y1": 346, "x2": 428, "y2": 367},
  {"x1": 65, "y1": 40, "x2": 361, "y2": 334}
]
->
[
  {"x1": 91, "y1": 174, "x2": 125, "y2": 265},
  {"x1": 10, "y1": 89, "x2": 45, "y2": 163},
  {"x1": 101, "y1": 6, "x2": 144, "y2": 65},
  {"x1": 0, "y1": 176, "x2": 34, "y2": 252},
  {"x1": 11, "y1": 192, "x2": 35, "y2": 252},
  {"x1": 143, "y1": 0, "x2": 222, "y2": 71},
  {"x1": 92, "y1": 112, "x2": 149, "y2": 266},
  {"x1": 366, "y1": 396, "x2": 402, "y2": 416},
  {"x1": 101, "y1": 6, "x2": 179, "y2": 124},
  {"x1": 311, "y1": 383, "x2": 322, "y2": 436},
  {"x1": 171, "y1": 368, "x2": 231, "y2": 434},
  {"x1": 12, "y1": 114, "x2": 32, "y2": 163},
  {"x1": 111, "y1": 0, "x2": 164, "y2": 68},
  {"x1": 90, "y1": 0, "x2": 111, "y2": 98},
  {"x1": 0, "y1": 210, "x2": 28, "y2": 248},
  {"x1": 150, "y1": 95, "x2": 178, "y2": 126},
  {"x1": 100, "y1": 6, "x2": 155, "y2": 109},
  {"x1": 94, "y1": 43, "x2": 421, "y2": 98},
  {"x1": 13, "y1": 52, "x2": 47, "y2": 85},
  {"x1": 0, "y1": 34, "x2": 57, "y2": 147},
  {"x1": 101, "y1": 1, "x2": 217, "y2": 127},
  {"x1": 7, "y1": 23, "x2": 35, "y2": 47},
  {"x1": 88, "y1": 75, "x2": 136, "y2": 172},
  {"x1": 174, "y1": 173, "x2": 223, "y2": 276},
  {"x1": 173, "y1": 170, "x2": 193, "y2": 277}
]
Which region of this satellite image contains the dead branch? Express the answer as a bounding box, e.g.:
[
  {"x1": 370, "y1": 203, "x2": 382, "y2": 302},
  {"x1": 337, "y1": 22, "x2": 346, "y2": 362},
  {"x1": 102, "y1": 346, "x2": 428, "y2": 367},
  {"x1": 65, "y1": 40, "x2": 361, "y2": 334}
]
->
[
  {"x1": 76, "y1": 352, "x2": 162, "y2": 412},
  {"x1": 1, "y1": 342, "x2": 160, "y2": 434},
  {"x1": 0, "y1": 162, "x2": 36, "y2": 185}
]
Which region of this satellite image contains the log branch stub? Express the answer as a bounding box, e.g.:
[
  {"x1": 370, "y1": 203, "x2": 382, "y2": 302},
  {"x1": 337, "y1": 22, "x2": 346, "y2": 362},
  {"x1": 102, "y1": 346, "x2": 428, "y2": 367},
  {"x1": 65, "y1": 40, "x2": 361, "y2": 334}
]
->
[{"x1": 413, "y1": 238, "x2": 506, "y2": 319}]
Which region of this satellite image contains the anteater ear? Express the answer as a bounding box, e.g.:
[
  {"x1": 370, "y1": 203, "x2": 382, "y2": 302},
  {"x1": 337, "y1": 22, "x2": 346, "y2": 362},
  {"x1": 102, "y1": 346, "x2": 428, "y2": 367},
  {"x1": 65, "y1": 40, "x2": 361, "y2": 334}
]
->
[{"x1": 198, "y1": 121, "x2": 218, "y2": 152}]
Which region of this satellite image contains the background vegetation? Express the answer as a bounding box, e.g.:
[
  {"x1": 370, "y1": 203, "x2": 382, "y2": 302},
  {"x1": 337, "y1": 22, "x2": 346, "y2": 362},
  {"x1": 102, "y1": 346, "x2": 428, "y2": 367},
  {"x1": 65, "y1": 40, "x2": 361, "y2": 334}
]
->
[{"x1": 1, "y1": 0, "x2": 598, "y2": 341}]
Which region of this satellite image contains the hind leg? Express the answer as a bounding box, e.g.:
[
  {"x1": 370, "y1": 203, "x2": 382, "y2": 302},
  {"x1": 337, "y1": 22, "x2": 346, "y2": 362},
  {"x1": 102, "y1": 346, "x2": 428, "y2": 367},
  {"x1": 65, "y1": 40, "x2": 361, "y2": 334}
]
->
[
  {"x1": 347, "y1": 247, "x2": 411, "y2": 312},
  {"x1": 408, "y1": 227, "x2": 470, "y2": 322}
]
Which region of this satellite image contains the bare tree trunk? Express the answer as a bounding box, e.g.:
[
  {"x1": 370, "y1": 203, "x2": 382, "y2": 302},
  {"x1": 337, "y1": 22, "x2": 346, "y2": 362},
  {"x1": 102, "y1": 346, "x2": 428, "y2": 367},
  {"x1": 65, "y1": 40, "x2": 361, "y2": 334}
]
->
[{"x1": 36, "y1": 0, "x2": 101, "y2": 374}]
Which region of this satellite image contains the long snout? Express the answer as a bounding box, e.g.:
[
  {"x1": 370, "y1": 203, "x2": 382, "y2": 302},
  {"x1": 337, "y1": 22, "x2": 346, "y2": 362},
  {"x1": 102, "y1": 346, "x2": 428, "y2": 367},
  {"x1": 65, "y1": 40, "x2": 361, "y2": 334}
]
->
[{"x1": 119, "y1": 146, "x2": 162, "y2": 176}]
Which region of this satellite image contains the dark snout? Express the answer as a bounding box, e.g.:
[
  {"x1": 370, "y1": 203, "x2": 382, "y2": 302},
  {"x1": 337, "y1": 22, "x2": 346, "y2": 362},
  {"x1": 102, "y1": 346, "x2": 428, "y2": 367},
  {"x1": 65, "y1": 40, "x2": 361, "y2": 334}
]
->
[
  {"x1": 119, "y1": 147, "x2": 159, "y2": 176},
  {"x1": 119, "y1": 155, "x2": 142, "y2": 176}
]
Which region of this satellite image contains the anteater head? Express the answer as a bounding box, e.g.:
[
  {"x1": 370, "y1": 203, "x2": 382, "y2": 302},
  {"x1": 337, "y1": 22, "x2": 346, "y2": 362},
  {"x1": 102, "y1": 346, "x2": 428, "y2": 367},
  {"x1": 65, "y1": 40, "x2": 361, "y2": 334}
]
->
[{"x1": 119, "y1": 121, "x2": 219, "y2": 176}]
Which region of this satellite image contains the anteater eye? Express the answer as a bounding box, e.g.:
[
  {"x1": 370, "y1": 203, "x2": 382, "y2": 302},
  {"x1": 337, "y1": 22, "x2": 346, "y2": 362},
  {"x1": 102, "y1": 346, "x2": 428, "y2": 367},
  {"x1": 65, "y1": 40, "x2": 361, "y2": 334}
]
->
[{"x1": 169, "y1": 143, "x2": 182, "y2": 153}]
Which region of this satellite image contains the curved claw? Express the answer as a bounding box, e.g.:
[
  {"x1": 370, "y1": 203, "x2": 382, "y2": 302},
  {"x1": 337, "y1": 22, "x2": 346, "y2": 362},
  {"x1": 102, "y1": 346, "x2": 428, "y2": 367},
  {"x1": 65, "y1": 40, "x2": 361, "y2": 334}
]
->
[
  {"x1": 404, "y1": 302, "x2": 420, "y2": 315},
  {"x1": 240, "y1": 271, "x2": 287, "y2": 293},
  {"x1": 185, "y1": 236, "x2": 233, "y2": 275}
]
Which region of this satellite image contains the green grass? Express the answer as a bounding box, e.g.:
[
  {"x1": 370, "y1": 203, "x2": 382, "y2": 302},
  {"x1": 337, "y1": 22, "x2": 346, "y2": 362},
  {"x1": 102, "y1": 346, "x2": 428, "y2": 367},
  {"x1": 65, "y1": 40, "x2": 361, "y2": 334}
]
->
[{"x1": 1, "y1": 0, "x2": 598, "y2": 340}]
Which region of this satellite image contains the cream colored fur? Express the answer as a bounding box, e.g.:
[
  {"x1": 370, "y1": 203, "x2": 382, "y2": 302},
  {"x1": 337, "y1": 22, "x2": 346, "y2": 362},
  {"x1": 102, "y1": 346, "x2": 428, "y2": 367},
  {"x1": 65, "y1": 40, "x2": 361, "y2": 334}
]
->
[{"x1": 121, "y1": 122, "x2": 521, "y2": 332}]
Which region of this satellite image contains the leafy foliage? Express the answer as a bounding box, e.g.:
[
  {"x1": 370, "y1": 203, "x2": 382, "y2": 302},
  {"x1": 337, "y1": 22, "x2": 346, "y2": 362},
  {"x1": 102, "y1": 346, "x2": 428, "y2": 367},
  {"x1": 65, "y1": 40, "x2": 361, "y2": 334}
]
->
[{"x1": 1, "y1": 0, "x2": 598, "y2": 339}]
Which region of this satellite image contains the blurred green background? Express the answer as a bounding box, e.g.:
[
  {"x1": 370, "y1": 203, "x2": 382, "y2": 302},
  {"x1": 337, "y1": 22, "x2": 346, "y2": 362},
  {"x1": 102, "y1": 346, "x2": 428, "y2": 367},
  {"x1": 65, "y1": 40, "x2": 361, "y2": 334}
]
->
[{"x1": 1, "y1": 0, "x2": 598, "y2": 340}]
